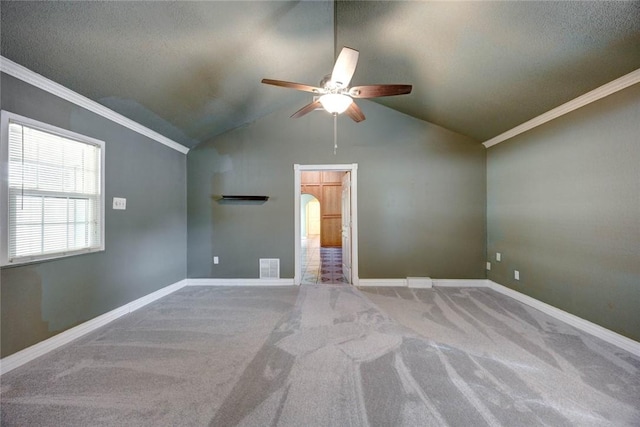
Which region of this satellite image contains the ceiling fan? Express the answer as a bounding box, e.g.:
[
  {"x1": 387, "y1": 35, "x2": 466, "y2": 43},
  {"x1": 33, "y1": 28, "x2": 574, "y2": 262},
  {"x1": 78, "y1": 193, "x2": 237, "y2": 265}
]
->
[{"x1": 261, "y1": 47, "x2": 412, "y2": 123}]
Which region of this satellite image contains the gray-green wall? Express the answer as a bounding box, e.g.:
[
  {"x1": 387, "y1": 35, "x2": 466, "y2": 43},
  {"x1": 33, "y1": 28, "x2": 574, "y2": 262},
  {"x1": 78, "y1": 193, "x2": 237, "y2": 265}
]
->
[
  {"x1": 487, "y1": 83, "x2": 640, "y2": 341},
  {"x1": 0, "y1": 73, "x2": 187, "y2": 357},
  {"x1": 2, "y1": 69, "x2": 636, "y2": 359},
  {"x1": 187, "y1": 100, "x2": 486, "y2": 280}
]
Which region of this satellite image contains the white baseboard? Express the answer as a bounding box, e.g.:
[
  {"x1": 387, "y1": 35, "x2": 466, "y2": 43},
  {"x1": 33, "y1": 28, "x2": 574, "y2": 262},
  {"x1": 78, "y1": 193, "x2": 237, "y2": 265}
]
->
[
  {"x1": 358, "y1": 278, "x2": 407, "y2": 287},
  {"x1": 433, "y1": 279, "x2": 488, "y2": 288},
  {"x1": 407, "y1": 277, "x2": 433, "y2": 288},
  {"x1": 187, "y1": 278, "x2": 296, "y2": 287},
  {"x1": 0, "y1": 279, "x2": 188, "y2": 375},
  {"x1": 359, "y1": 278, "x2": 488, "y2": 288},
  {"x1": 486, "y1": 280, "x2": 640, "y2": 357}
]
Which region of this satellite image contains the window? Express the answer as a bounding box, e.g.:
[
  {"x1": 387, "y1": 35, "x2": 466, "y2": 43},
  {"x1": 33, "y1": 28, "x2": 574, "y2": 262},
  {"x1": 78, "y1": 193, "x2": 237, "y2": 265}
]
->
[{"x1": 1, "y1": 111, "x2": 104, "y2": 265}]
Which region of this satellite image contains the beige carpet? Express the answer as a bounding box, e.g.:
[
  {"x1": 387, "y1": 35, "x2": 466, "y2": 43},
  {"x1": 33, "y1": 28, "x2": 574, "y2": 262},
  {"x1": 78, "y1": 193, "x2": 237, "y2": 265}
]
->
[{"x1": 1, "y1": 285, "x2": 639, "y2": 426}]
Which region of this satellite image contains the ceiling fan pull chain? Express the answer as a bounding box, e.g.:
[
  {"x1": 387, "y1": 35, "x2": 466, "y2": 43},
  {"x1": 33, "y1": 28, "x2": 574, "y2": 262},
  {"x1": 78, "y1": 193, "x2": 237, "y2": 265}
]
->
[{"x1": 333, "y1": 113, "x2": 338, "y2": 155}]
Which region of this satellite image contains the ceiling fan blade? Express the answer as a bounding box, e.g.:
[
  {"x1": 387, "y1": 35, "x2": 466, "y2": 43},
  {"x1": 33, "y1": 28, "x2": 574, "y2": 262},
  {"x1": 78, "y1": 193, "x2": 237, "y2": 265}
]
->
[
  {"x1": 345, "y1": 102, "x2": 365, "y2": 123},
  {"x1": 261, "y1": 79, "x2": 323, "y2": 94},
  {"x1": 331, "y1": 47, "x2": 359, "y2": 88},
  {"x1": 290, "y1": 100, "x2": 322, "y2": 119},
  {"x1": 349, "y1": 84, "x2": 412, "y2": 98}
]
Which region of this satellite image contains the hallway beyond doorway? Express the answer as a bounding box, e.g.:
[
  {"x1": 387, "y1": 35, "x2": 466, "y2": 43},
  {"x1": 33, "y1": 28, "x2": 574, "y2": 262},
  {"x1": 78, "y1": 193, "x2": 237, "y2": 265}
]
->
[{"x1": 301, "y1": 235, "x2": 348, "y2": 285}]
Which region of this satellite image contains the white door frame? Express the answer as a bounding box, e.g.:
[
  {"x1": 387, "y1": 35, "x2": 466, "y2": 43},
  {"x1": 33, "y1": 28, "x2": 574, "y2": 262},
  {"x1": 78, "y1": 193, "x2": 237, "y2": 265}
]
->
[{"x1": 294, "y1": 163, "x2": 358, "y2": 286}]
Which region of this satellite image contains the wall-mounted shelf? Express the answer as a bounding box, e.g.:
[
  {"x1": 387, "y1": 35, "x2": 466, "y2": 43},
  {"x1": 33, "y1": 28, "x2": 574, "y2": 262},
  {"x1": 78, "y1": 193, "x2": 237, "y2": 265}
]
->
[{"x1": 220, "y1": 195, "x2": 269, "y2": 201}]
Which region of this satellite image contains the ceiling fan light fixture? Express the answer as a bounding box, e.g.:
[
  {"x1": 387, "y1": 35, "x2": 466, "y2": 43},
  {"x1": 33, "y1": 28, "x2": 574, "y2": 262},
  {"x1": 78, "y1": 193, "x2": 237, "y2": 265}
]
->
[{"x1": 319, "y1": 93, "x2": 353, "y2": 114}]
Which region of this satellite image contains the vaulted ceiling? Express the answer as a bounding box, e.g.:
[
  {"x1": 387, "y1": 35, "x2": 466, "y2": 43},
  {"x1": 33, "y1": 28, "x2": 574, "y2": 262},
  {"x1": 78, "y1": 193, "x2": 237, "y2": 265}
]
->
[{"x1": 2, "y1": 1, "x2": 639, "y2": 149}]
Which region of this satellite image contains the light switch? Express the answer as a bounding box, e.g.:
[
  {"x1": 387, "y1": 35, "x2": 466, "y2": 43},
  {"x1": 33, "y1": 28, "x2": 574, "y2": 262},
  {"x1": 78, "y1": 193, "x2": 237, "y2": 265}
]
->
[
  {"x1": 486, "y1": 262, "x2": 491, "y2": 271},
  {"x1": 514, "y1": 270, "x2": 520, "y2": 280},
  {"x1": 113, "y1": 197, "x2": 127, "y2": 210},
  {"x1": 496, "y1": 252, "x2": 501, "y2": 262}
]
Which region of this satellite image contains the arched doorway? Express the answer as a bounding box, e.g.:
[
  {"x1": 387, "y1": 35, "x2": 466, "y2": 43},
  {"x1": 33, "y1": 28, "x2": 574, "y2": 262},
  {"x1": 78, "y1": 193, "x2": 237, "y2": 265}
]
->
[
  {"x1": 301, "y1": 194, "x2": 321, "y2": 239},
  {"x1": 300, "y1": 194, "x2": 321, "y2": 284}
]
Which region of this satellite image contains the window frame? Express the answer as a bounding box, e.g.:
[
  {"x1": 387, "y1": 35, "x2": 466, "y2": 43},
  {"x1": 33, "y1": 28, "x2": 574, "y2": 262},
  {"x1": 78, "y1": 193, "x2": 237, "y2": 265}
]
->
[{"x1": 0, "y1": 110, "x2": 105, "y2": 266}]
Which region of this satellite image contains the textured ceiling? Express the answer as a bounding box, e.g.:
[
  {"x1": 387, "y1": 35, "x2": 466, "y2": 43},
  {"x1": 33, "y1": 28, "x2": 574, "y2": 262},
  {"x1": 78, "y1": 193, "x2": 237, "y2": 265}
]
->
[{"x1": 2, "y1": 1, "x2": 639, "y2": 149}]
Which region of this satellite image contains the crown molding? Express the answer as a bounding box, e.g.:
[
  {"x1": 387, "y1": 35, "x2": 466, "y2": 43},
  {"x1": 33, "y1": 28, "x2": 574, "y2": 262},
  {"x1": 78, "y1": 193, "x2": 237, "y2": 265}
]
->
[
  {"x1": 483, "y1": 68, "x2": 640, "y2": 148},
  {"x1": 0, "y1": 56, "x2": 189, "y2": 154}
]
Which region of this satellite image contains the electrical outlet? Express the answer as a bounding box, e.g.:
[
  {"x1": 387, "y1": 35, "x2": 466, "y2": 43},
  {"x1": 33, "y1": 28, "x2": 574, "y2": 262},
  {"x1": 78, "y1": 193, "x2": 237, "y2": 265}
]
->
[
  {"x1": 113, "y1": 197, "x2": 127, "y2": 210},
  {"x1": 486, "y1": 262, "x2": 491, "y2": 271},
  {"x1": 514, "y1": 270, "x2": 520, "y2": 280},
  {"x1": 496, "y1": 252, "x2": 501, "y2": 262},
  {"x1": 213, "y1": 256, "x2": 219, "y2": 264}
]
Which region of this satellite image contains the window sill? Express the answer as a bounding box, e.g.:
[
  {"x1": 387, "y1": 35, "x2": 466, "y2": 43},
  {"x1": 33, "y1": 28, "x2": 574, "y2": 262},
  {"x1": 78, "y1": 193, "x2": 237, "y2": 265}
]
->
[{"x1": 0, "y1": 247, "x2": 105, "y2": 268}]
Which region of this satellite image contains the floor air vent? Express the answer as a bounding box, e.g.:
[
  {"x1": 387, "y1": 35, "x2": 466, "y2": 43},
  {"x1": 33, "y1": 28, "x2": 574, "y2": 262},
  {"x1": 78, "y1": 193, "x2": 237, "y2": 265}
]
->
[{"x1": 260, "y1": 258, "x2": 280, "y2": 279}]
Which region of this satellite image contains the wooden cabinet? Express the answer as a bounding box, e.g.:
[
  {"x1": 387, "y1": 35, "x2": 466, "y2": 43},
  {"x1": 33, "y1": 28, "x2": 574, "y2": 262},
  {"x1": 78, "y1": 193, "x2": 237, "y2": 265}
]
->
[{"x1": 301, "y1": 171, "x2": 345, "y2": 247}]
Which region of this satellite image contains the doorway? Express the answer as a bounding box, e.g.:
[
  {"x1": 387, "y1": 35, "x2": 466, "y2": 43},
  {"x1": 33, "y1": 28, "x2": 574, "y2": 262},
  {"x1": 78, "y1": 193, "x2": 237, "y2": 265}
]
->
[
  {"x1": 300, "y1": 180, "x2": 343, "y2": 284},
  {"x1": 294, "y1": 164, "x2": 358, "y2": 286}
]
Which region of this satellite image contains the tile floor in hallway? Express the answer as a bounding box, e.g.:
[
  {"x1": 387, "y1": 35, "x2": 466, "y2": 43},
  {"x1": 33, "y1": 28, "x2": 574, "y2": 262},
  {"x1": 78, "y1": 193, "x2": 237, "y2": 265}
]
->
[{"x1": 301, "y1": 235, "x2": 348, "y2": 285}]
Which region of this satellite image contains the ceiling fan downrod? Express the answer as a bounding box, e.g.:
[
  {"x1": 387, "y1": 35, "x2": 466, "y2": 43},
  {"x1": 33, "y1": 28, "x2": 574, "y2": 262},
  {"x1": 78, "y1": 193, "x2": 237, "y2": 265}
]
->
[{"x1": 333, "y1": 113, "x2": 338, "y2": 155}]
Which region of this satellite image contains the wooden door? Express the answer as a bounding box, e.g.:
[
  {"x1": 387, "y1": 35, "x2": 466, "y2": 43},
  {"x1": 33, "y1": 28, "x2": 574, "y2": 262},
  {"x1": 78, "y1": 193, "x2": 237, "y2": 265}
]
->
[
  {"x1": 321, "y1": 183, "x2": 341, "y2": 246},
  {"x1": 319, "y1": 171, "x2": 343, "y2": 247},
  {"x1": 301, "y1": 171, "x2": 343, "y2": 247}
]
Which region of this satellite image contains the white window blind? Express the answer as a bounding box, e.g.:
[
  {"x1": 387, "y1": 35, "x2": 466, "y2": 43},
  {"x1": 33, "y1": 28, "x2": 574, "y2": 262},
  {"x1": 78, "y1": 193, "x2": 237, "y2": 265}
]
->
[{"x1": 1, "y1": 111, "x2": 104, "y2": 265}]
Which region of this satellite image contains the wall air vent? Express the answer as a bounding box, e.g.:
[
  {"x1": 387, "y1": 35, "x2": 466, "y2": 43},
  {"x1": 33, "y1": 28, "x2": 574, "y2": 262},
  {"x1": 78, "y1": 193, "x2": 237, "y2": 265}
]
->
[{"x1": 259, "y1": 258, "x2": 280, "y2": 279}]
